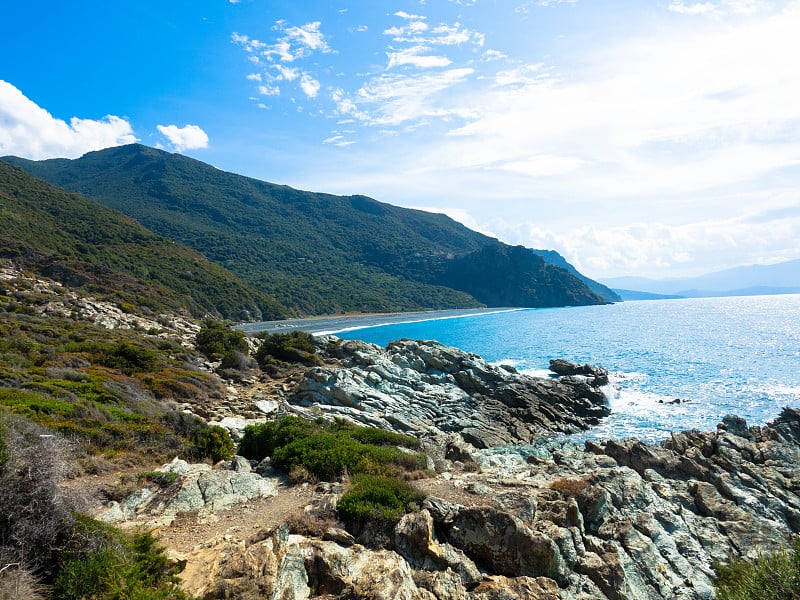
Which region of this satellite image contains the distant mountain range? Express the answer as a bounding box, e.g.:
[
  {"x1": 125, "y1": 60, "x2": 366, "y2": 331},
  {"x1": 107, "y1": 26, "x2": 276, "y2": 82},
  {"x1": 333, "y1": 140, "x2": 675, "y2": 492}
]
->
[
  {"x1": 604, "y1": 259, "x2": 800, "y2": 299},
  {"x1": 3, "y1": 144, "x2": 618, "y2": 317}
]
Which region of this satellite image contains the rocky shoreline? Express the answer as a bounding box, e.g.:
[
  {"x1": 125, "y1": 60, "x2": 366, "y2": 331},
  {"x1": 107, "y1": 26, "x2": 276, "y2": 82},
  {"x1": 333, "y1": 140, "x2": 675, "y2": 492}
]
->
[{"x1": 95, "y1": 335, "x2": 800, "y2": 599}]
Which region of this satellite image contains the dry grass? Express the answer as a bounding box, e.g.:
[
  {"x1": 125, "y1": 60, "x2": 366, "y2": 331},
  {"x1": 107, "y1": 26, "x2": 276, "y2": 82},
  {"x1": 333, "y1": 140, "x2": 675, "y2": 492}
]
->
[
  {"x1": 284, "y1": 510, "x2": 339, "y2": 538},
  {"x1": 0, "y1": 564, "x2": 48, "y2": 600},
  {"x1": 548, "y1": 476, "x2": 593, "y2": 498}
]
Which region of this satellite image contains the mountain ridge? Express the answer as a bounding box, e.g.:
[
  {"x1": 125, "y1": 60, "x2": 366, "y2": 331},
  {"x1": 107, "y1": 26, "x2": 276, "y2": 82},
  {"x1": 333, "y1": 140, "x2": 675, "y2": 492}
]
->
[
  {"x1": 4, "y1": 144, "x2": 615, "y2": 315},
  {"x1": 603, "y1": 259, "x2": 800, "y2": 298},
  {"x1": 0, "y1": 160, "x2": 284, "y2": 320}
]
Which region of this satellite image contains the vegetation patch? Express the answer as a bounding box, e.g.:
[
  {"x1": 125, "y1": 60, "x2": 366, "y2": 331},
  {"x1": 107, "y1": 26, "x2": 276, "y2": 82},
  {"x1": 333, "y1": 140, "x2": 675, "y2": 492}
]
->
[
  {"x1": 255, "y1": 331, "x2": 318, "y2": 365},
  {"x1": 714, "y1": 537, "x2": 800, "y2": 600},
  {"x1": 53, "y1": 515, "x2": 193, "y2": 600},
  {"x1": 337, "y1": 474, "x2": 425, "y2": 524},
  {"x1": 238, "y1": 416, "x2": 425, "y2": 481},
  {"x1": 195, "y1": 321, "x2": 249, "y2": 361},
  {"x1": 0, "y1": 282, "x2": 225, "y2": 464},
  {"x1": 189, "y1": 425, "x2": 235, "y2": 463}
]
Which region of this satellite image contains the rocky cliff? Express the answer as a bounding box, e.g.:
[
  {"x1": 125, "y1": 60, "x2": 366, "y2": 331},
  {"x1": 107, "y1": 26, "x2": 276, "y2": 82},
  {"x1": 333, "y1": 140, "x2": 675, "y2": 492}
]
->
[
  {"x1": 102, "y1": 409, "x2": 800, "y2": 599},
  {"x1": 289, "y1": 337, "x2": 611, "y2": 449},
  {"x1": 93, "y1": 335, "x2": 800, "y2": 600}
]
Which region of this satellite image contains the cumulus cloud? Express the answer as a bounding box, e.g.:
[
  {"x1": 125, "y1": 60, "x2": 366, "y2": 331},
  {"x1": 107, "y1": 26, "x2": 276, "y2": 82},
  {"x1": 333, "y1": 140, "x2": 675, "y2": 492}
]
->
[
  {"x1": 156, "y1": 124, "x2": 209, "y2": 152},
  {"x1": 258, "y1": 84, "x2": 280, "y2": 96},
  {"x1": 299, "y1": 74, "x2": 321, "y2": 98},
  {"x1": 0, "y1": 80, "x2": 137, "y2": 160}
]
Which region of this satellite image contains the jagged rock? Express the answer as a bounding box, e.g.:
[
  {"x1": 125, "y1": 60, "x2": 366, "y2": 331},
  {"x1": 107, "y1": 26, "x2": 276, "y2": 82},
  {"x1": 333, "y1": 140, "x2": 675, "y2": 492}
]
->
[
  {"x1": 291, "y1": 338, "x2": 610, "y2": 449},
  {"x1": 156, "y1": 409, "x2": 800, "y2": 600},
  {"x1": 442, "y1": 506, "x2": 568, "y2": 584},
  {"x1": 99, "y1": 457, "x2": 279, "y2": 525},
  {"x1": 548, "y1": 359, "x2": 610, "y2": 386},
  {"x1": 394, "y1": 510, "x2": 482, "y2": 588},
  {"x1": 470, "y1": 575, "x2": 561, "y2": 600}
]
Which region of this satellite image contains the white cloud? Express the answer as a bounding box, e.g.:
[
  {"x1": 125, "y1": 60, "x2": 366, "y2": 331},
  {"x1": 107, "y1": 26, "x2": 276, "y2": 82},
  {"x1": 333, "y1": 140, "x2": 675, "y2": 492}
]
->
[
  {"x1": 497, "y1": 154, "x2": 585, "y2": 177},
  {"x1": 355, "y1": 68, "x2": 475, "y2": 126},
  {"x1": 0, "y1": 80, "x2": 137, "y2": 160},
  {"x1": 668, "y1": 0, "x2": 770, "y2": 16},
  {"x1": 322, "y1": 134, "x2": 355, "y2": 147},
  {"x1": 482, "y1": 49, "x2": 508, "y2": 61},
  {"x1": 387, "y1": 46, "x2": 453, "y2": 69},
  {"x1": 486, "y1": 196, "x2": 800, "y2": 279},
  {"x1": 274, "y1": 65, "x2": 299, "y2": 81},
  {"x1": 668, "y1": 2, "x2": 717, "y2": 15},
  {"x1": 395, "y1": 11, "x2": 426, "y2": 20},
  {"x1": 300, "y1": 73, "x2": 320, "y2": 98},
  {"x1": 283, "y1": 21, "x2": 331, "y2": 54},
  {"x1": 258, "y1": 84, "x2": 280, "y2": 96},
  {"x1": 431, "y1": 1, "x2": 800, "y2": 204},
  {"x1": 156, "y1": 124, "x2": 209, "y2": 152}
]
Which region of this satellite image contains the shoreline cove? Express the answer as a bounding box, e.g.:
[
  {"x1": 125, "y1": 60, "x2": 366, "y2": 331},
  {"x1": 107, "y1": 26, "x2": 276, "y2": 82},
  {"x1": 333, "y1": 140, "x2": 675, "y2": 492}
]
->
[{"x1": 236, "y1": 306, "x2": 526, "y2": 336}]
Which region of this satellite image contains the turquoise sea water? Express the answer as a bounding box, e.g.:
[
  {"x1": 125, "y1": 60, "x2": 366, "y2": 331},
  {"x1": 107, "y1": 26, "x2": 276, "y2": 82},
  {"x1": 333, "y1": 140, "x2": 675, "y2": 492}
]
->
[{"x1": 336, "y1": 295, "x2": 800, "y2": 442}]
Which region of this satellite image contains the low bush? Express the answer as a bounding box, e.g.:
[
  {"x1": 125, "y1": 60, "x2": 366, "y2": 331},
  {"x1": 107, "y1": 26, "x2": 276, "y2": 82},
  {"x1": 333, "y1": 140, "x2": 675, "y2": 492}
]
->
[
  {"x1": 714, "y1": 536, "x2": 800, "y2": 600},
  {"x1": 191, "y1": 425, "x2": 235, "y2": 463},
  {"x1": 53, "y1": 515, "x2": 192, "y2": 600},
  {"x1": 238, "y1": 416, "x2": 427, "y2": 480},
  {"x1": 238, "y1": 416, "x2": 323, "y2": 462},
  {"x1": 100, "y1": 342, "x2": 159, "y2": 375},
  {"x1": 345, "y1": 424, "x2": 420, "y2": 449},
  {"x1": 195, "y1": 322, "x2": 248, "y2": 361},
  {"x1": 220, "y1": 350, "x2": 257, "y2": 371},
  {"x1": 255, "y1": 331, "x2": 317, "y2": 365},
  {"x1": 337, "y1": 474, "x2": 424, "y2": 524}
]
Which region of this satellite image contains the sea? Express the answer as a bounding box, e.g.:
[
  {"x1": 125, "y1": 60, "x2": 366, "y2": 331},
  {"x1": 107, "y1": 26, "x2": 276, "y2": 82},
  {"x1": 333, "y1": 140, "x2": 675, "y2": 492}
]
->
[{"x1": 334, "y1": 295, "x2": 800, "y2": 442}]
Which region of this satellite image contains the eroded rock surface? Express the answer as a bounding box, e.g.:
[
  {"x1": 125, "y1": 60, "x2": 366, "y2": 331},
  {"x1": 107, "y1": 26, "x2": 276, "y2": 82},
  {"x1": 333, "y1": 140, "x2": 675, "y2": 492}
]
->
[
  {"x1": 138, "y1": 409, "x2": 800, "y2": 600},
  {"x1": 99, "y1": 457, "x2": 280, "y2": 528},
  {"x1": 290, "y1": 338, "x2": 611, "y2": 449}
]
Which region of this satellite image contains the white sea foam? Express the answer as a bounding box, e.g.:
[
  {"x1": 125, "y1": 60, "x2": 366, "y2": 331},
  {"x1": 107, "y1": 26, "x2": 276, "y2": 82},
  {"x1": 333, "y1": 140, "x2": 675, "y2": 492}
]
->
[{"x1": 520, "y1": 367, "x2": 556, "y2": 379}]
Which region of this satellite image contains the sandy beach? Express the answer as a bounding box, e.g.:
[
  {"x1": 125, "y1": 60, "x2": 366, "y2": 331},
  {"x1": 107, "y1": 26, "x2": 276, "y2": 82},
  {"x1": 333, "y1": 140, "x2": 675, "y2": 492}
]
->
[{"x1": 235, "y1": 307, "x2": 522, "y2": 336}]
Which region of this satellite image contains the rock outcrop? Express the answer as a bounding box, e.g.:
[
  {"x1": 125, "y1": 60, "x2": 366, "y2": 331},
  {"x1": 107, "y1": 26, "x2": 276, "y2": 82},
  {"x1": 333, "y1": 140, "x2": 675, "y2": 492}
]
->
[
  {"x1": 289, "y1": 338, "x2": 611, "y2": 449},
  {"x1": 99, "y1": 457, "x2": 281, "y2": 528},
  {"x1": 155, "y1": 409, "x2": 800, "y2": 599}
]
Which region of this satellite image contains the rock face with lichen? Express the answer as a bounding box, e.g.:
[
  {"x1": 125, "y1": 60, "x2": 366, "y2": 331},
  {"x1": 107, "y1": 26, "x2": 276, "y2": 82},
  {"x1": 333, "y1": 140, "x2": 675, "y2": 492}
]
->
[
  {"x1": 128, "y1": 408, "x2": 800, "y2": 599},
  {"x1": 289, "y1": 338, "x2": 611, "y2": 449}
]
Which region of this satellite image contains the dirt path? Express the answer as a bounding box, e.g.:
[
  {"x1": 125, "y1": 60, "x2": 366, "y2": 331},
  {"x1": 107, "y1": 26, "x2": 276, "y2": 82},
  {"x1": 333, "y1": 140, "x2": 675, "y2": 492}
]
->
[{"x1": 155, "y1": 482, "x2": 317, "y2": 553}]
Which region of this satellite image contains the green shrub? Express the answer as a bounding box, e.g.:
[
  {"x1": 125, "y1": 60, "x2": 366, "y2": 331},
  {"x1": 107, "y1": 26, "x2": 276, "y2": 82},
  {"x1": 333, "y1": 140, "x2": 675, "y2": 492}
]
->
[
  {"x1": 337, "y1": 474, "x2": 425, "y2": 523},
  {"x1": 238, "y1": 416, "x2": 427, "y2": 480},
  {"x1": 195, "y1": 321, "x2": 249, "y2": 360},
  {"x1": 100, "y1": 342, "x2": 158, "y2": 375},
  {"x1": 345, "y1": 425, "x2": 420, "y2": 449},
  {"x1": 220, "y1": 350, "x2": 256, "y2": 371},
  {"x1": 191, "y1": 425, "x2": 235, "y2": 463},
  {"x1": 238, "y1": 416, "x2": 323, "y2": 462},
  {"x1": 714, "y1": 537, "x2": 800, "y2": 600},
  {"x1": 255, "y1": 331, "x2": 317, "y2": 365},
  {"x1": 53, "y1": 515, "x2": 191, "y2": 600}
]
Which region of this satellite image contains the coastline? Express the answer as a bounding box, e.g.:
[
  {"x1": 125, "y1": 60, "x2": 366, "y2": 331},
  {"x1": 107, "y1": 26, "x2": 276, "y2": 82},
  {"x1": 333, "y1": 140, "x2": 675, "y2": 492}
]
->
[{"x1": 235, "y1": 306, "x2": 525, "y2": 336}]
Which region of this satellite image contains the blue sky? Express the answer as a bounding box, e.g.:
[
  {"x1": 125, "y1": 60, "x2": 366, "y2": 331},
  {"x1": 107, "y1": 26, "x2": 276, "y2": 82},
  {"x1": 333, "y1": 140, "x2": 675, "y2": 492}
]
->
[{"x1": 2, "y1": 0, "x2": 800, "y2": 281}]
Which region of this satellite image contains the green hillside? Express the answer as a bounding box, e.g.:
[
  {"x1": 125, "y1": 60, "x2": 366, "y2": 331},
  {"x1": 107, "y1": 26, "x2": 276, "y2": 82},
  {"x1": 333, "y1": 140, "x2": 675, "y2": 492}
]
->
[
  {"x1": 0, "y1": 161, "x2": 285, "y2": 320},
  {"x1": 4, "y1": 145, "x2": 609, "y2": 314}
]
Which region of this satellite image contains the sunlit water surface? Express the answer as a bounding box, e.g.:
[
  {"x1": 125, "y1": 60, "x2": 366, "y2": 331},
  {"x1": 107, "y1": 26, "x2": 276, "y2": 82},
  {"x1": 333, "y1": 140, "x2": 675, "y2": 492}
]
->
[{"x1": 336, "y1": 295, "x2": 800, "y2": 442}]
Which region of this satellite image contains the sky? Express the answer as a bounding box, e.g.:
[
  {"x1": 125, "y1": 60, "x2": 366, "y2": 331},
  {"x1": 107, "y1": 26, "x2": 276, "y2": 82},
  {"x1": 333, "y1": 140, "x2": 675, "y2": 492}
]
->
[{"x1": 2, "y1": 0, "x2": 800, "y2": 281}]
